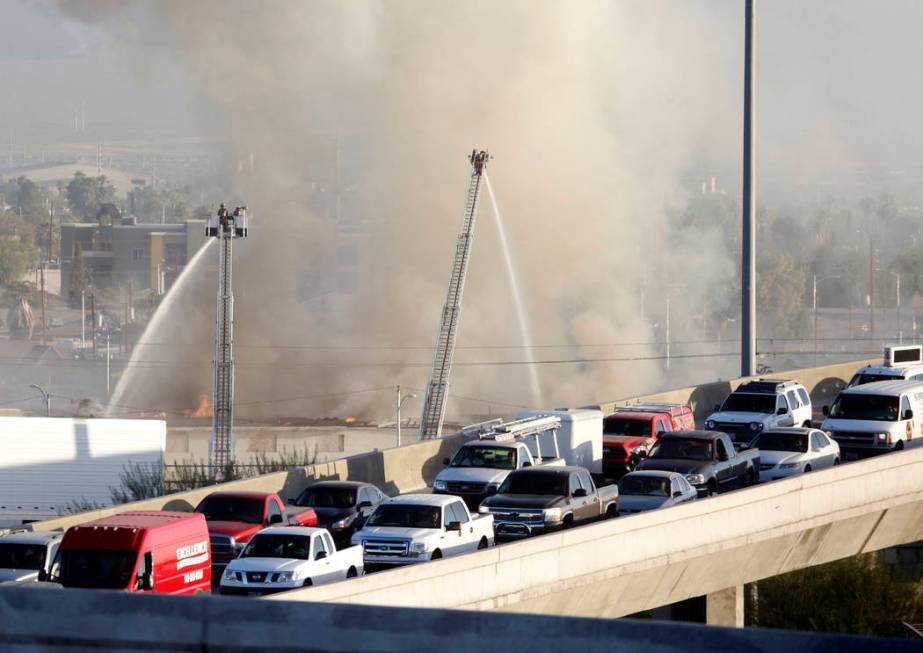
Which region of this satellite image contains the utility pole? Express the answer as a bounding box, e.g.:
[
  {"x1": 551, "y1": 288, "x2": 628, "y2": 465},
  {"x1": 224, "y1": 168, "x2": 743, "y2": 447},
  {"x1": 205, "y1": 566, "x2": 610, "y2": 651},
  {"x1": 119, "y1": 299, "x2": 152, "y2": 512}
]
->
[
  {"x1": 868, "y1": 241, "x2": 875, "y2": 340},
  {"x1": 812, "y1": 274, "x2": 818, "y2": 367},
  {"x1": 396, "y1": 385, "x2": 402, "y2": 447},
  {"x1": 740, "y1": 0, "x2": 756, "y2": 378},
  {"x1": 90, "y1": 291, "x2": 97, "y2": 357},
  {"x1": 81, "y1": 289, "x2": 86, "y2": 350},
  {"x1": 106, "y1": 329, "x2": 111, "y2": 396},
  {"x1": 40, "y1": 264, "x2": 47, "y2": 346}
]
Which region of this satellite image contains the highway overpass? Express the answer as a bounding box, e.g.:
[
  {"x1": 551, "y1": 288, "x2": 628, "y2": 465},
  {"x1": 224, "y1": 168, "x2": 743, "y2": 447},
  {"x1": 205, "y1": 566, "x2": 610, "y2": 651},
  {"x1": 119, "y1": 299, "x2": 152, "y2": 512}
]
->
[{"x1": 273, "y1": 445, "x2": 923, "y2": 625}]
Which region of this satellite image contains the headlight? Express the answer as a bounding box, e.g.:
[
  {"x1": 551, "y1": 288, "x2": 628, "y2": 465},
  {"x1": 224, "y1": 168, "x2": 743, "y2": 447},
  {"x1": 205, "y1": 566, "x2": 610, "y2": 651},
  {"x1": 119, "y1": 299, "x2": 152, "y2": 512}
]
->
[
  {"x1": 824, "y1": 430, "x2": 833, "y2": 437},
  {"x1": 331, "y1": 516, "x2": 352, "y2": 529},
  {"x1": 705, "y1": 420, "x2": 716, "y2": 430},
  {"x1": 685, "y1": 474, "x2": 706, "y2": 485},
  {"x1": 276, "y1": 571, "x2": 297, "y2": 582},
  {"x1": 410, "y1": 542, "x2": 428, "y2": 554},
  {"x1": 876, "y1": 432, "x2": 888, "y2": 441},
  {"x1": 433, "y1": 480, "x2": 447, "y2": 491},
  {"x1": 478, "y1": 505, "x2": 490, "y2": 514},
  {"x1": 779, "y1": 462, "x2": 802, "y2": 469},
  {"x1": 749, "y1": 422, "x2": 763, "y2": 432},
  {"x1": 223, "y1": 568, "x2": 236, "y2": 580},
  {"x1": 543, "y1": 507, "x2": 562, "y2": 522}
]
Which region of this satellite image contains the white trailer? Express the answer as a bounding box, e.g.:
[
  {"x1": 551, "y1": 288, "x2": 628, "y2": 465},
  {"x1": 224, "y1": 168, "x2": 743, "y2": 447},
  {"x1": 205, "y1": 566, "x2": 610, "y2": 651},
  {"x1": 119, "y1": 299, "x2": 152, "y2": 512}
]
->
[
  {"x1": 515, "y1": 408, "x2": 603, "y2": 473},
  {"x1": 0, "y1": 417, "x2": 165, "y2": 527}
]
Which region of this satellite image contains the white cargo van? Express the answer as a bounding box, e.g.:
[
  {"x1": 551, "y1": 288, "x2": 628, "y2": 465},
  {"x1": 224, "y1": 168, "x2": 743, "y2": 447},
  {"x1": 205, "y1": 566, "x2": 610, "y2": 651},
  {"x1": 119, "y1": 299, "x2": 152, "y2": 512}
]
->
[
  {"x1": 515, "y1": 408, "x2": 602, "y2": 473},
  {"x1": 847, "y1": 345, "x2": 923, "y2": 388},
  {"x1": 821, "y1": 380, "x2": 923, "y2": 456}
]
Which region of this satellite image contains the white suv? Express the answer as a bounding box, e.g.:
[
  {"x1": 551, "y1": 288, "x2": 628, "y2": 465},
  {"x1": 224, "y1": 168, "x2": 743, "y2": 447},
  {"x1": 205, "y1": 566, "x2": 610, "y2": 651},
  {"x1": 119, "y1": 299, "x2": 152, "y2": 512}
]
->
[{"x1": 706, "y1": 379, "x2": 813, "y2": 446}]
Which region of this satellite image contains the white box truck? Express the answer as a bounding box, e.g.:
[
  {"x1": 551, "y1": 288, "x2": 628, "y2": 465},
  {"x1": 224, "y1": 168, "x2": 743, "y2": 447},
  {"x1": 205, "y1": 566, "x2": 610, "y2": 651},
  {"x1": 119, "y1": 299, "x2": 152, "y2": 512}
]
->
[
  {"x1": 515, "y1": 408, "x2": 603, "y2": 473},
  {"x1": 0, "y1": 417, "x2": 165, "y2": 527}
]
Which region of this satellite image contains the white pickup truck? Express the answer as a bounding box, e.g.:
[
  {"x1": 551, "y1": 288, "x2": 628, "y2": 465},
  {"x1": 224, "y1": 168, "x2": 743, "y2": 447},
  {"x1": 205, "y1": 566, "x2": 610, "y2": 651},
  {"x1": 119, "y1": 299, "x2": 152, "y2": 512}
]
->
[
  {"x1": 351, "y1": 494, "x2": 494, "y2": 570},
  {"x1": 219, "y1": 527, "x2": 362, "y2": 596},
  {"x1": 0, "y1": 531, "x2": 62, "y2": 583}
]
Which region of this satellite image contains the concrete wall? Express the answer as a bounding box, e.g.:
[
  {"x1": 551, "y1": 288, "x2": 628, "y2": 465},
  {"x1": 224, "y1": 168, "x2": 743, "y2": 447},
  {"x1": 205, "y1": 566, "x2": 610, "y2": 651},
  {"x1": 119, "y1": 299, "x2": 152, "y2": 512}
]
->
[
  {"x1": 0, "y1": 586, "x2": 911, "y2": 653},
  {"x1": 165, "y1": 426, "x2": 346, "y2": 465},
  {"x1": 31, "y1": 431, "x2": 469, "y2": 532},
  {"x1": 276, "y1": 446, "x2": 923, "y2": 618}
]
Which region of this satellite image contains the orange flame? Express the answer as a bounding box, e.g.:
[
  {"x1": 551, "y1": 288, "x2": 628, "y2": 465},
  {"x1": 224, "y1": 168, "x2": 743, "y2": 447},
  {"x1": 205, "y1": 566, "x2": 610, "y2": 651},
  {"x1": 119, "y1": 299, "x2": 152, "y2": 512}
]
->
[
  {"x1": 345, "y1": 416, "x2": 358, "y2": 425},
  {"x1": 184, "y1": 394, "x2": 213, "y2": 418}
]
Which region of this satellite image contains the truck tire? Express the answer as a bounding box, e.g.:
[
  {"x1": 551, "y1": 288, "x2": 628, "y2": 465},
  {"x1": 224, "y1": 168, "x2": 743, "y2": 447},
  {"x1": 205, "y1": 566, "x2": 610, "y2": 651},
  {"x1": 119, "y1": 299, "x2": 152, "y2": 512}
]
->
[
  {"x1": 606, "y1": 504, "x2": 619, "y2": 519},
  {"x1": 895, "y1": 441, "x2": 905, "y2": 451},
  {"x1": 347, "y1": 567, "x2": 358, "y2": 578},
  {"x1": 477, "y1": 537, "x2": 488, "y2": 550},
  {"x1": 707, "y1": 480, "x2": 718, "y2": 496},
  {"x1": 802, "y1": 420, "x2": 811, "y2": 428},
  {"x1": 431, "y1": 549, "x2": 443, "y2": 560}
]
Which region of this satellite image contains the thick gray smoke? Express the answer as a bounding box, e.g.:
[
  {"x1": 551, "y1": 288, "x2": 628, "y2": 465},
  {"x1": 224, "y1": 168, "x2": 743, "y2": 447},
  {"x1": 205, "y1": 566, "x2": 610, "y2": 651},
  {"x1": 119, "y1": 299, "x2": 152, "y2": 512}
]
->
[{"x1": 55, "y1": 1, "x2": 923, "y2": 421}]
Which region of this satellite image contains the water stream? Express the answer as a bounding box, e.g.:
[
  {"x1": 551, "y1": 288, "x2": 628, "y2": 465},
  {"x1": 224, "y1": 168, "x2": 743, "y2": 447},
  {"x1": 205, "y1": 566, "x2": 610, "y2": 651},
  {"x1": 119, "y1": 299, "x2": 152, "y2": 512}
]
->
[
  {"x1": 108, "y1": 239, "x2": 216, "y2": 413},
  {"x1": 484, "y1": 173, "x2": 544, "y2": 408}
]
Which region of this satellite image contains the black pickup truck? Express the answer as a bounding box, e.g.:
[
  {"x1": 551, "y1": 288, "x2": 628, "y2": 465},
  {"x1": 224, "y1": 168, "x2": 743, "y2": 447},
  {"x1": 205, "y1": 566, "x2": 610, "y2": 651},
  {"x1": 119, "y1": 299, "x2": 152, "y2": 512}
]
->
[
  {"x1": 477, "y1": 466, "x2": 619, "y2": 540},
  {"x1": 636, "y1": 430, "x2": 760, "y2": 496}
]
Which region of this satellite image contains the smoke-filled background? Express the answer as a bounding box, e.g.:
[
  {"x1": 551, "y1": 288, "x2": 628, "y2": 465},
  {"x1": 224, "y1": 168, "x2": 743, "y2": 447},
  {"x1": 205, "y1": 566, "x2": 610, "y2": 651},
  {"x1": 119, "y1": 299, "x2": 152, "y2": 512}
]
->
[{"x1": 5, "y1": 0, "x2": 923, "y2": 422}]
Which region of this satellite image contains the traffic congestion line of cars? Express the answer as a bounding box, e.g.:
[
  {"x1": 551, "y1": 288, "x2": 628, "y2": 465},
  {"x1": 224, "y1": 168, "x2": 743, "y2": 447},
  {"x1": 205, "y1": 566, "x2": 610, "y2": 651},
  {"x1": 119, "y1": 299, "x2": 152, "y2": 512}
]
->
[{"x1": 0, "y1": 346, "x2": 918, "y2": 597}]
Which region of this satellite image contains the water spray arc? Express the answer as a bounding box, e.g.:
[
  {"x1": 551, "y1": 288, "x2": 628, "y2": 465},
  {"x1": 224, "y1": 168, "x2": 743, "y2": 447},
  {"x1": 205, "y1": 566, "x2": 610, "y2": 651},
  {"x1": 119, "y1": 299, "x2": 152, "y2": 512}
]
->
[
  {"x1": 420, "y1": 150, "x2": 490, "y2": 439},
  {"x1": 205, "y1": 204, "x2": 249, "y2": 474}
]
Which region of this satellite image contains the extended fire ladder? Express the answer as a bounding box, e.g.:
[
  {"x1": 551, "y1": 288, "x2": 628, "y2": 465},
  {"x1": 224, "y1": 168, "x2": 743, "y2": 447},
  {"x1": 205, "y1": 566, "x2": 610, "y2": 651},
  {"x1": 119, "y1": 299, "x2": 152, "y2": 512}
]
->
[
  {"x1": 205, "y1": 205, "x2": 248, "y2": 475},
  {"x1": 420, "y1": 150, "x2": 490, "y2": 439}
]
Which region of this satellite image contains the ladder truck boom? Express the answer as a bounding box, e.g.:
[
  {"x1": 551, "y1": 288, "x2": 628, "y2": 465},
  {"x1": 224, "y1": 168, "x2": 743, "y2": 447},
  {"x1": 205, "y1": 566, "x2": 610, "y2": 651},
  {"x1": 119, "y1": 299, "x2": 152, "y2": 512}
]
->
[{"x1": 420, "y1": 150, "x2": 490, "y2": 439}]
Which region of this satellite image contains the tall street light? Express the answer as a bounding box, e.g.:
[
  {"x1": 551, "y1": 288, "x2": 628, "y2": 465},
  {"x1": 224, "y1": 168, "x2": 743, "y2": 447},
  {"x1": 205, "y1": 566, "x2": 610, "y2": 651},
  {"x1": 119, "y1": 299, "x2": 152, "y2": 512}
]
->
[
  {"x1": 30, "y1": 384, "x2": 50, "y2": 417},
  {"x1": 740, "y1": 0, "x2": 756, "y2": 377},
  {"x1": 396, "y1": 386, "x2": 417, "y2": 448}
]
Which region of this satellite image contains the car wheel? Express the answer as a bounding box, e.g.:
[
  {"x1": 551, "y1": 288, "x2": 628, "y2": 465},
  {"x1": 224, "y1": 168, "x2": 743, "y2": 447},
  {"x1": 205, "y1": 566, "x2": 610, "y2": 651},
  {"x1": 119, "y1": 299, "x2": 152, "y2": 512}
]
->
[
  {"x1": 804, "y1": 465, "x2": 812, "y2": 473},
  {"x1": 302, "y1": 578, "x2": 313, "y2": 587},
  {"x1": 606, "y1": 504, "x2": 619, "y2": 519},
  {"x1": 707, "y1": 481, "x2": 718, "y2": 496},
  {"x1": 833, "y1": 458, "x2": 840, "y2": 466},
  {"x1": 346, "y1": 567, "x2": 358, "y2": 578},
  {"x1": 746, "y1": 468, "x2": 757, "y2": 486},
  {"x1": 563, "y1": 515, "x2": 574, "y2": 529},
  {"x1": 802, "y1": 420, "x2": 812, "y2": 428},
  {"x1": 895, "y1": 441, "x2": 905, "y2": 451},
  {"x1": 431, "y1": 549, "x2": 443, "y2": 560},
  {"x1": 477, "y1": 537, "x2": 488, "y2": 550}
]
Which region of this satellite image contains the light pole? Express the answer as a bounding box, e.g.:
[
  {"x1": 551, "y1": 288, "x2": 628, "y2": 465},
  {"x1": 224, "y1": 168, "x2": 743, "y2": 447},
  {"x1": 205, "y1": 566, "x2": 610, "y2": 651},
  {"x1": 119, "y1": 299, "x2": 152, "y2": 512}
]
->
[
  {"x1": 106, "y1": 329, "x2": 111, "y2": 396},
  {"x1": 395, "y1": 385, "x2": 417, "y2": 447},
  {"x1": 81, "y1": 289, "x2": 86, "y2": 350},
  {"x1": 30, "y1": 384, "x2": 50, "y2": 417},
  {"x1": 875, "y1": 269, "x2": 901, "y2": 343}
]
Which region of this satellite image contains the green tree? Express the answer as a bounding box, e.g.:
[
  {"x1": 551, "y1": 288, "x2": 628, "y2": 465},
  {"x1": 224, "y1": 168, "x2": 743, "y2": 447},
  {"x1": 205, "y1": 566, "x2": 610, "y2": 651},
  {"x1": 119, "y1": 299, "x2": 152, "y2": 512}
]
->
[
  {"x1": 753, "y1": 552, "x2": 923, "y2": 636},
  {"x1": 0, "y1": 236, "x2": 40, "y2": 287},
  {"x1": 66, "y1": 172, "x2": 117, "y2": 221},
  {"x1": 757, "y1": 251, "x2": 808, "y2": 339}
]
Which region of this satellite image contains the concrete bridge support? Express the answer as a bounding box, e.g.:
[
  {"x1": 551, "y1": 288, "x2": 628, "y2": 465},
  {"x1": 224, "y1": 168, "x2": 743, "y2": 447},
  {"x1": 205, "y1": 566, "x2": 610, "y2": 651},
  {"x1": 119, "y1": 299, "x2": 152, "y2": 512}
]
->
[{"x1": 706, "y1": 585, "x2": 744, "y2": 627}]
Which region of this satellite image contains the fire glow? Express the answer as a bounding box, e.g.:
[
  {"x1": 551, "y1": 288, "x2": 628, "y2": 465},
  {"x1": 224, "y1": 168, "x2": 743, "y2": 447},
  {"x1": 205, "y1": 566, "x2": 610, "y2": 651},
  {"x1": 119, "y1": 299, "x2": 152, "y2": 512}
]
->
[{"x1": 184, "y1": 395, "x2": 213, "y2": 418}]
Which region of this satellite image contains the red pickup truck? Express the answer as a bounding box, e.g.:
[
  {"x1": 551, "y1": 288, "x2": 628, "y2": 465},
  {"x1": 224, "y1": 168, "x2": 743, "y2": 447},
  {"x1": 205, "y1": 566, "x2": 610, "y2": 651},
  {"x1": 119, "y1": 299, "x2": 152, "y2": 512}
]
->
[
  {"x1": 193, "y1": 491, "x2": 317, "y2": 569},
  {"x1": 602, "y1": 403, "x2": 695, "y2": 480}
]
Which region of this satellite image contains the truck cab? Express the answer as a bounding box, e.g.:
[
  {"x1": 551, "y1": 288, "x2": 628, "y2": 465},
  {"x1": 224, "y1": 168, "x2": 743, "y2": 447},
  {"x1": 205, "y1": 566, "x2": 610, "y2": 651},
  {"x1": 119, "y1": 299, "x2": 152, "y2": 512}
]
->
[
  {"x1": 0, "y1": 531, "x2": 62, "y2": 583},
  {"x1": 434, "y1": 415, "x2": 565, "y2": 509},
  {"x1": 706, "y1": 379, "x2": 812, "y2": 446},
  {"x1": 846, "y1": 345, "x2": 923, "y2": 388},
  {"x1": 194, "y1": 491, "x2": 318, "y2": 569},
  {"x1": 821, "y1": 379, "x2": 923, "y2": 456},
  {"x1": 46, "y1": 511, "x2": 211, "y2": 594},
  {"x1": 602, "y1": 403, "x2": 695, "y2": 480}
]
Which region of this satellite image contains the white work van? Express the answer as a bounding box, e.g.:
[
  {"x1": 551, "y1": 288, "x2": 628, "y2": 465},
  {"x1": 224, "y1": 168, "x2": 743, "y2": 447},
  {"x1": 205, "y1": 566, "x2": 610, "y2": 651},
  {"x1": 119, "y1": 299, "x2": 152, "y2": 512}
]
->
[
  {"x1": 821, "y1": 379, "x2": 923, "y2": 456},
  {"x1": 515, "y1": 408, "x2": 603, "y2": 473},
  {"x1": 0, "y1": 417, "x2": 165, "y2": 527},
  {"x1": 847, "y1": 345, "x2": 923, "y2": 388}
]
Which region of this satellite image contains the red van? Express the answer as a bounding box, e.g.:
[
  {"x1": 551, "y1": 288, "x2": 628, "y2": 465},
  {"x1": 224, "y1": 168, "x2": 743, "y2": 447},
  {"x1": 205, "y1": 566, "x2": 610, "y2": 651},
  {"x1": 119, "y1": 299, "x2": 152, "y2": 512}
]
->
[{"x1": 45, "y1": 511, "x2": 211, "y2": 594}]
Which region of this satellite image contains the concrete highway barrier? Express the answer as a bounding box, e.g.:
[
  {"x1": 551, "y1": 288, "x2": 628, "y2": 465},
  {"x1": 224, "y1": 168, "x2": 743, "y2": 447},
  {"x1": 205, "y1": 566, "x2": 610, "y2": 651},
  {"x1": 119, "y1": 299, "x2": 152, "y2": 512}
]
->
[{"x1": 0, "y1": 585, "x2": 913, "y2": 652}]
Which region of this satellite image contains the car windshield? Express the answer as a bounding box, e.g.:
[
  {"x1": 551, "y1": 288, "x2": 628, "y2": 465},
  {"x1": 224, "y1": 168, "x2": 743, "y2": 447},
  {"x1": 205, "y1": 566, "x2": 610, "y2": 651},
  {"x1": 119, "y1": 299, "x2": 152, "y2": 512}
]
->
[
  {"x1": 649, "y1": 438, "x2": 713, "y2": 461},
  {"x1": 603, "y1": 417, "x2": 650, "y2": 437},
  {"x1": 195, "y1": 497, "x2": 264, "y2": 524},
  {"x1": 450, "y1": 445, "x2": 517, "y2": 470},
  {"x1": 0, "y1": 543, "x2": 46, "y2": 570},
  {"x1": 618, "y1": 476, "x2": 672, "y2": 497},
  {"x1": 294, "y1": 487, "x2": 356, "y2": 508},
  {"x1": 498, "y1": 472, "x2": 568, "y2": 495},
  {"x1": 829, "y1": 394, "x2": 900, "y2": 421},
  {"x1": 752, "y1": 432, "x2": 807, "y2": 453},
  {"x1": 847, "y1": 373, "x2": 899, "y2": 388},
  {"x1": 366, "y1": 504, "x2": 441, "y2": 529},
  {"x1": 241, "y1": 534, "x2": 310, "y2": 560},
  {"x1": 49, "y1": 549, "x2": 136, "y2": 589},
  {"x1": 720, "y1": 393, "x2": 775, "y2": 414}
]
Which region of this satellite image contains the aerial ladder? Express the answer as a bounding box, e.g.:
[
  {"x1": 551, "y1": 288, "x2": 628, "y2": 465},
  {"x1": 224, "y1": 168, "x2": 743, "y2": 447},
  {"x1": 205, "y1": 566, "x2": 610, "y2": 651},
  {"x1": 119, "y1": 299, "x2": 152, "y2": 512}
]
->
[
  {"x1": 205, "y1": 204, "x2": 248, "y2": 476},
  {"x1": 420, "y1": 149, "x2": 490, "y2": 439}
]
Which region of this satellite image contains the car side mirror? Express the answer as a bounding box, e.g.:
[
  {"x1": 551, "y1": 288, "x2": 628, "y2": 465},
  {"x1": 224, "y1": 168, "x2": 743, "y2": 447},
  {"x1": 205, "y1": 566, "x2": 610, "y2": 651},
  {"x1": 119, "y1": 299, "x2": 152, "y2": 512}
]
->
[
  {"x1": 442, "y1": 457, "x2": 450, "y2": 466},
  {"x1": 446, "y1": 521, "x2": 461, "y2": 532},
  {"x1": 573, "y1": 488, "x2": 588, "y2": 498},
  {"x1": 822, "y1": 405, "x2": 830, "y2": 416},
  {"x1": 776, "y1": 407, "x2": 787, "y2": 415},
  {"x1": 315, "y1": 550, "x2": 328, "y2": 560},
  {"x1": 673, "y1": 491, "x2": 683, "y2": 498},
  {"x1": 357, "y1": 501, "x2": 372, "y2": 509},
  {"x1": 37, "y1": 568, "x2": 47, "y2": 582},
  {"x1": 138, "y1": 572, "x2": 153, "y2": 591},
  {"x1": 521, "y1": 461, "x2": 532, "y2": 468},
  {"x1": 904, "y1": 409, "x2": 914, "y2": 420},
  {"x1": 268, "y1": 514, "x2": 284, "y2": 525},
  {"x1": 286, "y1": 497, "x2": 295, "y2": 505}
]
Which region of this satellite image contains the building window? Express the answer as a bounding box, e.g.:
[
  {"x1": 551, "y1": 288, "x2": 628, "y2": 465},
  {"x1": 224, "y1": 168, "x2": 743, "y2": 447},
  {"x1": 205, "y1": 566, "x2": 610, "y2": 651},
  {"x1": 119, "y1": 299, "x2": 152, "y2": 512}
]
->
[{"x1": 132, "y1": 248, "x2": 144, "y2": 261}]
